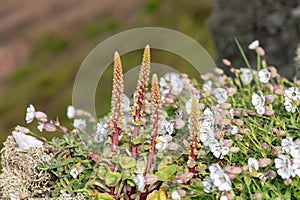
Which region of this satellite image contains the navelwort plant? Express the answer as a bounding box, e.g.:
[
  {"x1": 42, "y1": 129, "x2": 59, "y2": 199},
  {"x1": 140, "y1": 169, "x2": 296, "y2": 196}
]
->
[{"x1": 2, "y1": 41, "x2": 300, "y2": 200}]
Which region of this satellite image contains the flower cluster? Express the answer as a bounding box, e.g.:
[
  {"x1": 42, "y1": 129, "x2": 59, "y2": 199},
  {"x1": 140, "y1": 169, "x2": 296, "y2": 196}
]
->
[{"x1": 6, "y1": 40, "x2": 300, "y2": 200}]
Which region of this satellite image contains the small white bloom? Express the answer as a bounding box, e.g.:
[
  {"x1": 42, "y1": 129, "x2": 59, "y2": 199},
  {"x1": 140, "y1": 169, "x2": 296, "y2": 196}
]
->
[
  {"x1": 230, "y1": 126, "x2": 238, "y2": 135},
  {"x1": 258, "y1": 69, "x2": 271, "y2": 84},
  {"x1": 213, "y1": 88, "x2": 228, "y2": 104},
  {"x1": 161, "y1": 119, "x2": 174, "y2": 135},
  {"x1": 284, "y1": 98, "x2": 296, "y2": 113},
  {"x1": 73, "y1": 119, "x2": 86, "y2": 130},
  {"x1": 209, "y1": 163, "x2": 222, "y2": 174},
  {"x1": 248, "y1": 157, "x2": 259, "y2": 173},
  {"x1": 26, "y1": 104, "x2": 35, "y2": 123},
  {"x1": 240, "y1": 68, "x2": 253, "y2": 84},
  {"x1": 275, "y1": 154, "x2": 292, "y2": 179},
  {"x1": 291, "y1": 158, "x2": 300, "y2": 177},
  {"x1": 94, "y1": 121, "x2": 109, "y2": 143},
  {"x1": 220, "y1": 196, "x2": 228, "y2": 200},
  {"x1": 70, "y1": 167, "x2": 79, "y2": 178},
  {"x1": 210, "y1": 170, "x2": 232, "y2": 191},
  {"x1": 251, "y1": 91, "x2": 265, "y2": 108},
  {"x1": 209, "y1": 140, "x2": 229, "y2": 159},
  {"x1": 202, "y1": 80, "x2": 212, "y2": 93},
  {"x1": 155, "y1": 136, "x2": 168, "y2": 151},
  {"x1": 200, "y1": 127, "x2": 215, "y2": 147},
  {"x1": 171, "y1": 190, "x2": 181, "y2": 200},
  {"x1": 284, "y1": 87, "x2": 300, "y2": 102},
  {"x1": 282, "y1": 137, "x2": 293, "y2": 154},
  {"x1": 134, "y1": 173, "x2": 145, "y2": 192},
  {"x1": 248, "y1": 40, "x2": 259, "y2": 50},
  {"x1": 202, "y1": 177, "x2": 215, "y2": 193},
  {"x1": 185, "y1": 98, "x2": 192, "y2": 115},
  {"x1": 290, "y1": 142, "x2": 300, "y2": 159},
  {"x1": 256, "y1": 106, "x2": 265, "y2": 115},
  {"x1": 170, "y1": 73, "x2": 183, "y2": 94},
  {"x1": 67, "y1": 105, "x2": 76, "y2": 119},
  {"x1": 37, "y1": 122, "x2": 44, "y2": 132}
]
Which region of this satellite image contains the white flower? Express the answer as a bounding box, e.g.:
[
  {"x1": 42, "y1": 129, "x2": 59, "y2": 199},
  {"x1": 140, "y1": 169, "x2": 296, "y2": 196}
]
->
[
  {"x1": 9, "y1": 193, "x2": 19, "y2": 200},
  {"x1": 200, "y1": 127, "x2": 215, "y2": 147},
  {"x1": 282, "y1": 137, "x2": 293, "y2": 154},
  {"x1": 220, "y1": 196, "x2": 228, "y2": 200},
  {"x1": 284, "y1": 98, "x2": 296, "y2": 113},
  {"x1": 291, "y1": 158, "x2": 300, "y2": 177},
  {"x1": 248, "y1": 40, "x2": 259, "y2": 50},
  {"x1": 70, "y1": 167, "x2": 79, "y2": 178},
  {"x1": 209, "y1": 163, "x2": 222, "y2": 174},
  {"x1": 171, "y1": 190, "x2": 181, "y2": 200},
  {"x1": 248, "y1": 157, "x2": 259, "y2": 173},
  {"x1": 213, "y1": 88, "x2": 228, "y2": 104},
  {"x1": 284, "y1": 87, "x2": 300, "y2": 101},
  {"x1": 134, "y1": 173, "x2": 145, "y2": 192},
  {"x1": 156, "y1": 136, "x2": 168, "y2": 151},
  {"x1": 240, "y1": 68, "x2": 253, "y2": 84},
  {"x1": 251, "y1": 91, "x2": 265, "y2": 108},
  {"x1": 73, "y1": 119, "x2": 86, "y2": 130},
  {"x1": 209, "y1": 140, "x2": 229, "y2": 159},
  {"x1": 230, "y1": 126, "x2": 238, "y2": 135},
  {"x1": 210, "y1": 168, "x2": 231, "y2": 191},
  {"x1": 94, "y1": 122, "x2": 109, "y2": 143},
  {"x1": 258, "y1": 69, "x2": 271, "y2": 84},
  {"x1": 256, "y1": 106, "x2": 265, "y2": 115},
  {"x1": 290, "y1": 142, "x2": 300, "y2": 159},
  {"x1": 37, "y1": 122, "x2": 44, "y2": 132},
  {"x1": 67, "y1": 105, "x2": 76, "y2": 119},
  {"x1": 186, "y1": 96, "x2": 200, "y2": 114},
  {"x1": 26, "y1": 104, "x2": 35, "y2": 123},
  {"x1": 275, "y1": 154, "x2": 292, "y2": 179},
  {"x1": 202, "y1": 80, "x2": 212, "y2": 93},
  {"x1": 170, "y1": 73, "x2": 183, "y2": 93},
  {"x1": 202, "y1": 177, "x2": 215, "y2": 193},
  {"x1": 161, "y1": 119, "x2": 174, "y2": 135}
]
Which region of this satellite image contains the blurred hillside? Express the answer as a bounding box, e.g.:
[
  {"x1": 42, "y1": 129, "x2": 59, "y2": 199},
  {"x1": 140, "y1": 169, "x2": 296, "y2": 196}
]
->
[{"x1": 0, "y1": 0, "x2": 215, "y2": 145}]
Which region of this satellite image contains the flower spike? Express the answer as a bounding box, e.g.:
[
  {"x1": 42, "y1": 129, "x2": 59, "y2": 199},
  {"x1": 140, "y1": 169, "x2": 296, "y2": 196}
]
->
[
  {"x1": 146, "y1": 74, "x2": 161, "y2": 172},
  {"x1": 131, "y1": 45, "x2": 151, "y2": 159},
  {"x1": 110, "y1": 51, "x2": 124, "y2": 151},
  {"x1": 189, "y1": 95, "x2": 200, "y2": 174}
]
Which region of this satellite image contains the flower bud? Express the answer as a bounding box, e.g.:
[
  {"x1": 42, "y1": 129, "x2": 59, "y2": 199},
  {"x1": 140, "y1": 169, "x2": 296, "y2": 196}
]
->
[
  {"x1": 262, "y1": 143, "x2": 269, "y2": 150},
  {"x1": 35, "y1": 111, "x2": 48, "y2": 122},
  {"x1": 164, "y1": 97, "x2": 174, "y2": 104},
  {"x1": 144, "y1": 175, "x2": 158, "y2": 185},
  {"x1": 172, "y1": 119, "x2": 185, "y2": 129},
  {"x1": 222, "y1": 58, "x2": 231, "y2": 66},
  {"x1": 276, "y1": 129, "x2": 286, "y2": 136},
  {"x1": 223, "y1": 166, "x2": 242, "y2": 174},
  {"x1": 267, "y1": 170, "x2": 277, "y2": 180},
  {"x1": 265, "y1": 95, "x2": 275, "y2": 104},
  {"x1": 214, "y1": 67, "x2": 224, "y2": 75},
  {"x1": 233, "y1": 119, "x2": 244, "y2": 126},
  {"x1": 15, "y1": 125, "x2": 30, "y2": 134},
  {"x1": 253, "y1": 193, "x2": 262, "y2": 200},
  {"x1": 229, "y1": 146, "x2": 240, "y2": 153},
  {"x1": 258, "y1": 158, "x2": 272, "y2": 167},
  {"x1": 44, "y1": 123, "x2": 57, "y2": 132},
  {"x1": 284, "y1": 178, "x2": 292, "y2": 186},
  {"x1": 271, "y1": 147, "x2": 282, "y2": 156},
  {"x1": 226, "y1": 88, "x2": 237, "y2": 96},
  {"x1": 176, "y1": 172, "x2": 193, "y2": 183},
  {"x1": 218, "y1": 103, "x2": 232, "y2": 109},
  {"x1": 256, "y1": 47, "x2": 265, "y2": 56},
  {"x1": 264, "y1": 106, "x2": 274, "y2": 115}
]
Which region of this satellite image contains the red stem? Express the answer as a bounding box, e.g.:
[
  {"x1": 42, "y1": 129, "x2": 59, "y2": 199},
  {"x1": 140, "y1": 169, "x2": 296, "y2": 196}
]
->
[
  {"x1": 189, "y1": 132, "x2": 198, "y2": 174},
  {"x1": 146, "y1": 109, "x2": 159, "y2": 172}
]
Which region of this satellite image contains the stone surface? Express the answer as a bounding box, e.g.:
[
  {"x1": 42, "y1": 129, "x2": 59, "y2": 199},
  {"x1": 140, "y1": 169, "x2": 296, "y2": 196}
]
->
[{"x1": 208, "y1": 0, "x2": 300, "y2": 79}]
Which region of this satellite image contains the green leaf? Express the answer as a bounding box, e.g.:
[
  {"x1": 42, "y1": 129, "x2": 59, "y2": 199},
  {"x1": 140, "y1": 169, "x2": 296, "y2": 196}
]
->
[
  {"x1": 96, "y1": 193, "x2": 115, "y2": 200},
  {"x1": 132, "y1": 137, "x2": 143, "y2": 145},
  {"x1": 119, "y1": 156, "x2": 136, "y2": 169},
  {"x1": 105, "y1": 171, "x2": 122, "y2": 187},
  {"x1": 97, "y1": 166, "x2": 109, "y2": 180},
  {"x1": 122, "y1": 169, "x2": 133, "y2": 180},
  {"x1": 156, "y1": 165, "x2": 179, "y2": 181}
]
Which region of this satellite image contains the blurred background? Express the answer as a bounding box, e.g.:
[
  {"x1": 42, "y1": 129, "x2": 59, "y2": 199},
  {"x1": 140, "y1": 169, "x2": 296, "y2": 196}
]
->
[
  {"x1": 0, "y1": 0, "x2": 215, "y2": 145},
  {"x1": 1, "y1": 0, "x2": 300, "y2": 147}
]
